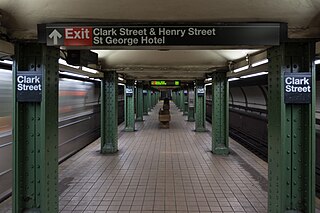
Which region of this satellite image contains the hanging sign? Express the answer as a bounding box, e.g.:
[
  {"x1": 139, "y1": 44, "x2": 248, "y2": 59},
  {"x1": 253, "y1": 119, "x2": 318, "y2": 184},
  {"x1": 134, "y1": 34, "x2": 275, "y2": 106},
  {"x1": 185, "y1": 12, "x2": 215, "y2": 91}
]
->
[
  {"x1": 126, "y1": 87, "x2": 133, "y2": 96},
  {"x1": 284, "y1": 72, "x2": 312, "y2": 104},
  {"x1": 197, "y1": 87, "x2": 205, "y2": 96},
  {"x1": 40, "y1": 23, "x2": 285, "y2": 48},
  {"x1": 16, "y1": 71, "x2": 43, "y2": 102}
]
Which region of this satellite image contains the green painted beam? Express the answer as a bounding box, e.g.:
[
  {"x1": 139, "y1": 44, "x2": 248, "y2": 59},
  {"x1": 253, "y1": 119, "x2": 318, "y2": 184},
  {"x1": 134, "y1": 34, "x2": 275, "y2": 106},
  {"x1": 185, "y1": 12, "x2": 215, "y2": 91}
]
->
[
  {"x1": 180, "y1": 90, "x2": 184, "y2": 111},
  {"x1": 147, "y1": 89, "x2": 152, "y2": 111},
  {"x1": 211, "y1": 72, "x2": 229, "y2": 155},
  {"x1": 195, "y1": 80, "x2": 206, "y2": 132},
  {"x1": 13, "y1": 43, "x2": 59, "y2": 213},
  {"x1": 101, "y1": 71, "x2": 118, "y2": 153},
  {"x1": 143, "y1": 89, "x2": 148, "y2": 115},
  {"x1": 268, "y1": 42, "x2": 315, "y2": 212},
  {"x1": 125, "y1": 80, "x2": 135, "y2": 131},
  {"x1": 136, "y1": 82, "x2": 144, "y2": 121},
  {"x1": 183, "y1": 89, "x2": 188, "y2": 115},
  {"x1": 188, "y1": 85, "x2": 195, "y2": 122}
]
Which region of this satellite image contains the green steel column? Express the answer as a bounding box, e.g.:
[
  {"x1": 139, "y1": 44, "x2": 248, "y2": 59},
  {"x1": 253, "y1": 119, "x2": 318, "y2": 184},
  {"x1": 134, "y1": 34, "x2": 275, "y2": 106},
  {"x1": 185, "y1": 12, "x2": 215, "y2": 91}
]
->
[
  {"x1": 143, "y1": 89, "x2": 148, "y2": 115},
  {"x1": 180, "y1": 90, "x2": 184, "y2": 111},
  {"x1": 183, "y1": 90, "x2": 188, "y2": 115},
  {"x1": 177, "y1": 91, "x2": 181, "y2": 110},
  {"x1": 13, "y1": 43, "x2": 59, "y2": 213},
  {"x1": 125, "y1": 80, "x2": 135, "y2": 131},
  {"x1": 101, "y1": 71, "x2": 118, "y2": 154},
  {"x1": 212, "y1": 72, "x2": 229, "y2": 155},
  {"x1": 195, "y1": 80, "x2": 206, "y2": 132},
  {"x1": 151, "y1": 92, "x2": 155, "y2": 108},
  {"x1": 172, "y1": 91, "x2": 176, "y2": 105},
  {"x1": 136, "y1": 82, "x2": 144, "y2": 121},
  {"x1": 147, "y1": 89, "x2": 152, "y2": 111},
  {"x1": 268, "y1": 42, "x2": 315, "y2": 212},
  {"x1": 188, "y1": 85, "x2": 195, "y2": 122}
]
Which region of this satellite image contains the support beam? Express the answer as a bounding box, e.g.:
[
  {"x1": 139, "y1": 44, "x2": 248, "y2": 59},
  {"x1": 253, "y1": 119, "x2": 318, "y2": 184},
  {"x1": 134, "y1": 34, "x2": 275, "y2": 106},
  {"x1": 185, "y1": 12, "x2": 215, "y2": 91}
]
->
[
  {"x1": 143, "y1": 88, "x2": 148, "y2": 115},
  {"x1": 125, "y1": 80, "x2": 135, "y2": 131},
  {"x1": 195, "y1": 80, "x2": 206, "y2": 132},
  {"x1": 268, "y1": 42, "x2": 315, "y2": 212},
  {"x1": 101, "y1": 71, "x2": 118, "y2": 154},
  {"x1": 183, "y1": 89, "x2": 188, "y2": 115},
  {"x1": 180, "y1": 89, "x2": 184, "y2": 112},
  {"x1": 188, "y1": 84, "x2": 195, "y2": 122},
  {"x1": 13, "y1": 43, "x2": 59, "y2": 213},
  {"x1": 136, "y1": 82, "x2": 144, "y2": 121},
  {"x1": 147, "y1": 89, "x2": 152, "y2": 111},
  {"x1": 211, "y1": 72, "x2": 229, "y2": 155}
]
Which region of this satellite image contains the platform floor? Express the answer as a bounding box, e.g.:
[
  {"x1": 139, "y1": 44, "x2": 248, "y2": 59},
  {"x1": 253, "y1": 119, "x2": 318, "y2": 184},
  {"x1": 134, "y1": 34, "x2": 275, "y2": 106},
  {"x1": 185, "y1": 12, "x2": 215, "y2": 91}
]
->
[{"x1": 1, "y1": 101, "x2": 319, "y2": 212}]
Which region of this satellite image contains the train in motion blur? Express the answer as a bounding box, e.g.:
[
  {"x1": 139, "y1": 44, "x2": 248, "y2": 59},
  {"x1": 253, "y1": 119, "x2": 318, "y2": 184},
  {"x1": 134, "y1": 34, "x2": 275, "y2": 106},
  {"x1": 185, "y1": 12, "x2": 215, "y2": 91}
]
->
[
  {"x1": 0, "y1": 64, "x2": 125, "y2": 202},
  {"x1": 206, "y1": 63, "x2": 320, "y2": 195}
]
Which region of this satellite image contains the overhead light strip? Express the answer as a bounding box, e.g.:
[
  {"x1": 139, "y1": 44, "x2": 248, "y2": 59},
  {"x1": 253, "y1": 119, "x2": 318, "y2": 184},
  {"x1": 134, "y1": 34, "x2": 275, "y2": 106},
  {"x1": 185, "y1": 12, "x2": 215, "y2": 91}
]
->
[
  {"x1": 315, "y1": 59, "x2": 320, "y2": 65},
  {"x1": 240, "y1": 71, "x2": 268, "y2": 79},
  {"x1": 252, "y1": 59, "x2": 269, "y2": 67},
  {"x1": 228, "y1": 77, "x2": 240, "y2": 82},
  {"x1": 59, "y1": 71, "x2": 89, "y2": 79},
  {"x1": 233, "y1": 65, "x2": 249, "y2": 73},
  {"x1": 82, "y1": 66, "x2": 98, "y2": 74}
]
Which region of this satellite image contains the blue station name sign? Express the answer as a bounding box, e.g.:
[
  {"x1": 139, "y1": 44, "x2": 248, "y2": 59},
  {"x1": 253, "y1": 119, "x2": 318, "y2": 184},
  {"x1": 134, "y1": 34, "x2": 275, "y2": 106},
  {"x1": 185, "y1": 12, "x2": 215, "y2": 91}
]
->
[
  {"x1": 284, "y1": 72, "x2": 312, "y2": 104},
  {"x1": 16, "y1": 71, "x2": 43, "y2": 102},
  {"x1": 39, "y1": 23, "x2": 286, "y2": 48}
]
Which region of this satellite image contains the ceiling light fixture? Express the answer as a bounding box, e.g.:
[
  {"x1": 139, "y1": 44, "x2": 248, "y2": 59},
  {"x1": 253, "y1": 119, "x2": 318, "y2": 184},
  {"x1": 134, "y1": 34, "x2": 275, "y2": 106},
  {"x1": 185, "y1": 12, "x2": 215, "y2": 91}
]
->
[
  {"x1": 0, "y1": 60, "x2": 13, "y2": 65},
  {"x1": 315, "y1": 59, "x2": 320, "y2": 65},
  {"x1": 252, "y1": 59, "x2": 269, "y2": 67},
  {"x1": 228, "y1": 78, "x2": 240, "y2": 82},
  {"x1": 82, "y1": 66, "x2": 98, "y2": 74},
  {"x1": 233, "y1": 65, "x2": 249, "y2": 73},
  {"x1": 240, "y1": 72, "x2": 268, "y2": 79}
]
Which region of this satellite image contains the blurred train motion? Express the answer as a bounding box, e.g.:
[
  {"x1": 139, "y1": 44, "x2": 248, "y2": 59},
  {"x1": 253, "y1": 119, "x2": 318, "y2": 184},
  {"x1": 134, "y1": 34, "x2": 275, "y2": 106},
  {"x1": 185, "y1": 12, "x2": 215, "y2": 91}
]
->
[{"x1": 0, "y1": 66, "x2": 125, "y2": 202}]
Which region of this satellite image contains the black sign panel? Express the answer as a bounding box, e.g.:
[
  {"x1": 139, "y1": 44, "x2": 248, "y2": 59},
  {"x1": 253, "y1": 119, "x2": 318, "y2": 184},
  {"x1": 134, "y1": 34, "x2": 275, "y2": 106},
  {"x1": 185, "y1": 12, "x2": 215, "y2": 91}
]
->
[
  {"x1": 40, "y1": 23, "x2": 285, "y2": 48},
  {"x1": 126, "y1": 87, "x2": 133, "y2": 96},
  {"x1": 17, "y1": 71, "x2": 42, "y2": 102},
  {"x1": 197, "y1": 87, "x2": 205, "y2": 96},
  {"x1": 284, "y1": 72, "x2": 312, "y2": 104}
]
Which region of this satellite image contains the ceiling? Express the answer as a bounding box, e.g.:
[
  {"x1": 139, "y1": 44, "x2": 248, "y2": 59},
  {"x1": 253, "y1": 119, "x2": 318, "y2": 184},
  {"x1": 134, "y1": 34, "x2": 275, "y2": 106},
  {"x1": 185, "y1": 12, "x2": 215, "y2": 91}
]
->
[{"x1": 0, "y1": 0, "x2": 319, "y2": 81}]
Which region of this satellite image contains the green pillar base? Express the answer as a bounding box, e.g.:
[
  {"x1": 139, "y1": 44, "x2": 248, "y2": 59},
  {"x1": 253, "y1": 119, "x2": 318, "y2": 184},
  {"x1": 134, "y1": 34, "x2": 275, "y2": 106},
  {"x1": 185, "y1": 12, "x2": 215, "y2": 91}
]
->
[
  {"x1": 212, "y1": 147, "x2": 229, "y2": 155},
  {"x1": 125, "y1": 127, "x2": 135, "y2": 132},
  {"x1": 101, "y1": 145, "x2": 118, "y2": 154},
  {"x1": 195, "y1": 127, "x2": 207, "y2": 132},
  {"x1": 183, "y1": 111, "x2": 188, "y2": 115},
  {"x1": 188, "y1": 118, "x2": 195, "y2": 122},
  {"x1": 135, "y1": 118, "x2": 144, "y2": 122}
]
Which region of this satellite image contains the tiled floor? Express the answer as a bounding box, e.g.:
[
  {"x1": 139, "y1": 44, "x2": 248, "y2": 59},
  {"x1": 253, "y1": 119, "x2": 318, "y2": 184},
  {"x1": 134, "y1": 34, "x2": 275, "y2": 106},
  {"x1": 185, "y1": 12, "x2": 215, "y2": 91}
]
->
[
  {"x1": 1, "y1": 101, "x2": 320, "y2": 212},
  {"x1": 58, "y1": 102, "x2": 268, "y2": 213}
]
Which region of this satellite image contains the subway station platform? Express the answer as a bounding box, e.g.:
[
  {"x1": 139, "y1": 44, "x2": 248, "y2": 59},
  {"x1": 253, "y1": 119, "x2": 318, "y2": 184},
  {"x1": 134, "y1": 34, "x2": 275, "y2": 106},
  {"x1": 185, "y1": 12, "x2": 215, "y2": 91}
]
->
[{"x1": 1, "y1": 101, "x2": 319, "y2": 213}]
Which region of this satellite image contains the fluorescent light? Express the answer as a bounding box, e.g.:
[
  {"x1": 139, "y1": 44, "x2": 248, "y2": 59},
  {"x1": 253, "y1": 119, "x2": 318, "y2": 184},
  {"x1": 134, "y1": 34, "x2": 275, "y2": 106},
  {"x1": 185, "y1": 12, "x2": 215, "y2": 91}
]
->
[
  {"x1": 315, "y1": 59, "x2": 320, "y2": 65},
  {"x1": 240, "y1": 72, "x2": 268, "y2": 79},
  {"x1": 58, "y1": 59, "x2": 80, "y2": 69},
  {"x1": 0, "y1": 60, "x2": 13, "y2": 65},
  {"x1": 118, "y1": 77, "x2": 124, "y2": 81},
  {"x1": 206, "y1": 78, "x2": 212, "y2": 81},
  {"x1": 205, "y1": 83, "x2": 212, "y2": 86},
  {"x1": 118, "y1": 83, "x2": 125, "y2": 86},
  {"x1": 228, "y1": 78, "x2": 240, "y2": 82},
  {"x1": 233, "y1": 65, "x2": 249, "y2": 73},
  {"x1": 89, "y1": 78, "x2": 101, "y2": 82},
  {"x1": 252, "y1": 59, "x2": 269, "y2": 67},
  {"x1": 0, "y1": 68, "x2": 12, "y2": 74},
  {"x1": 59, "y1": 71, "x2": 89, "y2": 78},
  {"x1": 82, "y1": 66, "x2": 98, "y2": 74}
]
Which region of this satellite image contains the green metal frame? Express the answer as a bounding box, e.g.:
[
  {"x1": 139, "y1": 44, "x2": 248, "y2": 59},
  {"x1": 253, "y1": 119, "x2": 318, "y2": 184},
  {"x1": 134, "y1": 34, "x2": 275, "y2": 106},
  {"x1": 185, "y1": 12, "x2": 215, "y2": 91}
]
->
[
  {"x1": 183, "y1": 90, "x2": 188, "y2": 115},
  {"x1": 147, "y1": 89, "x2": 152, "y2": 111},
  {"x1": 195, "y1": 80, "x2": 206, "y2": 132},
  {"x1": 180, "y1": 90, "x2": 184, "y2": 111},
  {"x1": 143, "y1": 89, "x2": 148, "y2": 115},
  {"x1": 268, "y1": 42, "x2": 315, "y2": 212},
  {"x1": 101, "y1": 71, "x2": 118, "y2": 153},
  {"x1": 211, "y1": 72, "x2": 229, "y2": 155},
  {"x1": 13, "y1": 43, "x2": 59, "y2": 212},
  {"x1": 125, "y1": 80, "x2": 135, "y2": 131},
  {"x1": 188, "y1": 85, "x2": 195, "y2": 122},
  {"x1": 176, "y1": 91, "x2": 180, "y2": 109},
  {"x1": 136, "y1": 82, "x2": 144, "y2": 121}
]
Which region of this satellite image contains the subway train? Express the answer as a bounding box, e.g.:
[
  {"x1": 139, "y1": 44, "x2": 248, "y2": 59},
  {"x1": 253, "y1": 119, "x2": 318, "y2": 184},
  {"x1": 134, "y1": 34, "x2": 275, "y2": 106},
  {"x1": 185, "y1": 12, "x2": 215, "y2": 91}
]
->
[
  {"x1": 0, "y1": 66, "x2": 125, "y2": 202},
  {"x1": 205, "y1": 66, "x2": 320, "y2": 195}
]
